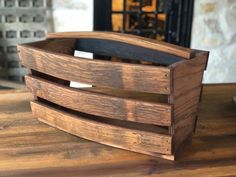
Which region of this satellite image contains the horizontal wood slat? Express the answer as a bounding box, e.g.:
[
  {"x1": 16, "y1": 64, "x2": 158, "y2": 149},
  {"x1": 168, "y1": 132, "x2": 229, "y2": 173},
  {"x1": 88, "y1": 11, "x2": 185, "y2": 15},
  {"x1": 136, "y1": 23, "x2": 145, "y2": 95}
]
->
[
  {"x1": 31, "y1": 101, "x2": 172, "y2": 155},
  {"x1": 25, "y1": 75, "x2": 172, "y2": 126},
  {"x1": 18, "y1": 45, "x2": 171, "y2": 94},
  {"x1": 173, "y1": 114, "x2": 195, "y2": 153},
  {"x1": 169, "y1": 52, "x2": 208, "y2": 100},
  {"x1": 170, "y1": 52, "x2": 208, "y2": 79},
  {"x1": 173, "y1": 86, "x2": 201, "y2": 108},
  {"x1": 47, "y1": 31, "x2": 195, "y2": 59},
  {"x1": 173, "y1": 72, "x2": 204, "y2": 98}
]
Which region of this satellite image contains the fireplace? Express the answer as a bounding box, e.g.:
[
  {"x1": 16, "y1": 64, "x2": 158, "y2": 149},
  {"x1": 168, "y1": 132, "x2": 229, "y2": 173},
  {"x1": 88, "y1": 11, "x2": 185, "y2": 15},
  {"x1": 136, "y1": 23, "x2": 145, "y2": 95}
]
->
[{"x1": 94, "y1": 0, "x2": 194, "y2": 47}]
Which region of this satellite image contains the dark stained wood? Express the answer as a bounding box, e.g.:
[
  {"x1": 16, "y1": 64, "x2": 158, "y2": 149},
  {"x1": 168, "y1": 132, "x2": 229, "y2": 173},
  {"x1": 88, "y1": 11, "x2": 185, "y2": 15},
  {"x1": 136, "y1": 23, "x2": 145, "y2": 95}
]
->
[
  {"x1": 17, "y1": 32, "x2": 209, "y2": 161},
  {"x1": 0, "y1": 84, "x2": 236, "y2": 176},
  {"x1": 21, "y1": 38, "x2": 74, "y2": 101},
  {"x1": 47, "y1": 31, "x2": 196, "y2": 59},
  {"x1": 173, "y1": 85, "x2": 201, "y2": 109},
  {"x1": 28, "y1": 70, "x2": 70, "y2": 101},
  {"x1": 169, "y1": 52, "x2": 209, "y2": 153},
  {"x1": 170, "y1": 52, "x2": 208, "y2": 79},
  {"x1": 83, "y1": 86, "x2": 168, "y2": 103},
  {"x1": 31, "y1": 101, "x2": 172, "y2": 156},
  {"x1": 23, "y1": 38, "x2": 76, "y2": 55},
  {"x1": 169, "y1": 51, "x2": 208, "y2": 98},
  {"x1": 172, "y1": 114, "x2": 196, "y2": 154},
  {"x1": 25, "y1": 75, "x2": 172, "y2": 126},
  {"x1": 18, "y1": 44, "x2": 171, "y2": 94},
  {"x1": 75, "y1": 38, "x2": 182, "y2": 65}
]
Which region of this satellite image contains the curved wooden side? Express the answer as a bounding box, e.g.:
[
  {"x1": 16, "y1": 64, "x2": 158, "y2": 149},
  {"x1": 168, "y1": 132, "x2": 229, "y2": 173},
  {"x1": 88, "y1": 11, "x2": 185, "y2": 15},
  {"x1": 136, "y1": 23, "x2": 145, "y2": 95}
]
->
[
  {"x1": 31, "y1": 101, "x2": 172, "y2": 156},
  {"x1": 24, "y1": 38, "x2": 76, "y2": 55},
  {"x1": 47, "y1": 31, "x2": 195, "y2": 59},
  {"x1": 18, "y1": 45, "x2": 171, "y2": 94},
  {"x1": 25, "y1": 75, "x2": 172, "y2": 126}
]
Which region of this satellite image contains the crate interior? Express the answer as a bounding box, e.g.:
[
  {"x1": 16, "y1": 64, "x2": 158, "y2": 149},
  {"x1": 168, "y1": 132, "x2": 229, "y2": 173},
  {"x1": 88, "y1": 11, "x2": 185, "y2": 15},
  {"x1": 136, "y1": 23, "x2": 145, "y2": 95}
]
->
[{"x1": 75, "y1": 38, "x2": 183, "y2": 66}]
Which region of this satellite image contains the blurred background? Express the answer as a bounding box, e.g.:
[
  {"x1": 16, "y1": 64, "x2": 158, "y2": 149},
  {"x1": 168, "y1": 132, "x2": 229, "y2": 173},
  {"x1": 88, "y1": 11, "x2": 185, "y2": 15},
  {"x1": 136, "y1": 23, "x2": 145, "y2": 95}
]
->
[{"x1": 0, "y1": 0, "x2": 235, "y2": 85}]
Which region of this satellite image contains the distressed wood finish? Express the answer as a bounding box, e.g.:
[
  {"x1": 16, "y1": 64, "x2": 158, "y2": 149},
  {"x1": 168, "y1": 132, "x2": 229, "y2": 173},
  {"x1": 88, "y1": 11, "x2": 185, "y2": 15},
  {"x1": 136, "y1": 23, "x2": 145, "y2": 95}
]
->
[
  {"x1": 25, "y1": 75, "x2": 172, "y2": 126},
  {"x1": 31, "y1": 101, "x2": 172, "y2": 156},
  {"x1": 18, "y1": 44, "x2": 171, "y2": 94},
  {"x1": 18, "y1": 32, "x2": 209, "y2": 160},
  {"x1": 169, "y1": 52, "x2": 209, "y2": 154},
  {"x1": 1, "y1": 84, "x2": 236, "y2": 176},
  {"x1": 170, "y1": 52, "x2": 209, "y2": 98}
]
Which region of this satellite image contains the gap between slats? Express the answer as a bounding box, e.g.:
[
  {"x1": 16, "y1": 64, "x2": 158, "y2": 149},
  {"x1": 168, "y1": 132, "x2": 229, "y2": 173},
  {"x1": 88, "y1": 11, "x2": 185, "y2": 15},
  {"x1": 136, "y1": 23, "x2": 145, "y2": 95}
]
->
[{"x1": 25, "y1": 74, "x2": 172, "y2": 126}]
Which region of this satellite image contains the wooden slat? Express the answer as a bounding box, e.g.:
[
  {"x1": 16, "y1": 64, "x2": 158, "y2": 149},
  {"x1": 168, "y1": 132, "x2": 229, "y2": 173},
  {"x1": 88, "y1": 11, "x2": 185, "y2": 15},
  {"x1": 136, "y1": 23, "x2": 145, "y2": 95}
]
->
[
  {"x1": 173, "y1": 72, "x2": 204, "y2": 98},
  {"x1": 173, "y1": 86, "x2": 202, "y2": 109},
  {"x1": 25, "y1": 75, "x2": 172, "y2": 126},
  {"x1": 170, "y1": 51, "x2": 209, "y2": 79},
  {"x1": 172, "y1": 114, "x2": 195, "y2": 155},
  {"x1": 18, "y1": 45, "x2": 171, "y2": 94},
  {"x1": 24, "y1": 39, "x2": 76, "y2": 55},
  {"x1": 47, "y1": 31, "x2": 195, "y2": 59},
  {"x1": 169, "y1": 52, "x2": 208, "y2": 101},
  {"x1": 172, "y1": 88, "x2": 202, "y2": 152},
  {"x1": 169, "y1": 52, "x2": 208, "y2": 153},
  {"x1": 170, "y1": 53, "x2": 207, "y2": 132},
  {"x1": 31, "y1": 101, "x2": 172, "y2": 156}
]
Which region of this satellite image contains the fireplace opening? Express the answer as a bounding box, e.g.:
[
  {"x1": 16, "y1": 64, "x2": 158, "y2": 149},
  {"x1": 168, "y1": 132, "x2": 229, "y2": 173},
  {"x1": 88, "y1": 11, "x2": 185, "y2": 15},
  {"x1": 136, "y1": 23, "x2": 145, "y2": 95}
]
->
[{"x1": 94, "y1": 0, "x2": 194, "y2": 47}]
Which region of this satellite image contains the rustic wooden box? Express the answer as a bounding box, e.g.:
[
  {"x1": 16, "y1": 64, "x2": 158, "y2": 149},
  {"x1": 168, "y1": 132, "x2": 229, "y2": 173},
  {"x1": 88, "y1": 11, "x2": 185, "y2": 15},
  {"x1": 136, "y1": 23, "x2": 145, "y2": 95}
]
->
[{"x1": 18, "y1": 32, "x2": 209, "y2": 160}]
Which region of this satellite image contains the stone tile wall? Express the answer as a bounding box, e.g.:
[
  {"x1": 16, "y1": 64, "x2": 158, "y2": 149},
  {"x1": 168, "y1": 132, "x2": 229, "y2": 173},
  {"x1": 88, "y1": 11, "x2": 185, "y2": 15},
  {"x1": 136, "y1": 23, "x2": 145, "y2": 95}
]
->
[{"x1": 48, "y1": 0, "x2": 93, "y2": 32}]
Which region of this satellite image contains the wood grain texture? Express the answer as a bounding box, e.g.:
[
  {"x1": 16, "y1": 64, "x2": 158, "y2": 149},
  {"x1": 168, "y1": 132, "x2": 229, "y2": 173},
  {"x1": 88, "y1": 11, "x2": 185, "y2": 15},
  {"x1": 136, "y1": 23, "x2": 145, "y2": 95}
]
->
[
  {"x1": 169, "y1": 52, "x2": 208, "y2": 153},
  {"x1": 169, "y1": 52, "x2": 208, "y2": 114},
  {"x1": 25, "y1": 75, "x2": 172, "y2": 126},
  {"x1": 83, "y1": 86, "x2": 168, "y2": 103},
  {"x1": 170, "y1": 52, "x2": 208, "y2": 98},
  {"x1": 17, "y1": 32, "x2": 209, "y2": 162},
  {"x1": 31, "y1": 101, "x2": 172, "y2": 156},
  {"x1": 22, "y1": 39, "x2": 76, "y2": 55},
  {"x1": 172, "y1": 114, "x2": 196, "y2": 155},
  {"x1": 18, "y1": 45, "x2": 171, "y2": 94},
  {"x1": 0, "y1": 84, "x2": 236, "y2": 176},
  {"x1": 47, "y1": 31, "x2": 195, "y2": 59}
]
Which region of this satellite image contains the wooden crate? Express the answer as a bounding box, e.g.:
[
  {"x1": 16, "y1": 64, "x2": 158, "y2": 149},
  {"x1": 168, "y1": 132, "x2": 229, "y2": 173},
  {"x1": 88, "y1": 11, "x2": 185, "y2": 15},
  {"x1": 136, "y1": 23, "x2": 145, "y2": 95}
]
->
[{"x1": 17, "y1": 32, "x2": 209, "y2": 160}]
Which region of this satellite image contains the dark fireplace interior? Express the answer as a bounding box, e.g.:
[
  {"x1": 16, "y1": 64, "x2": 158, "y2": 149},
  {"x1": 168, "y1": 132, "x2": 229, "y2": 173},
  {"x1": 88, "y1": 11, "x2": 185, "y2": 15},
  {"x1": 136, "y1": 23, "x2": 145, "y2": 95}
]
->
[{"x1": 94, "y1": 0, "x2": 194, "y2": 47}]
